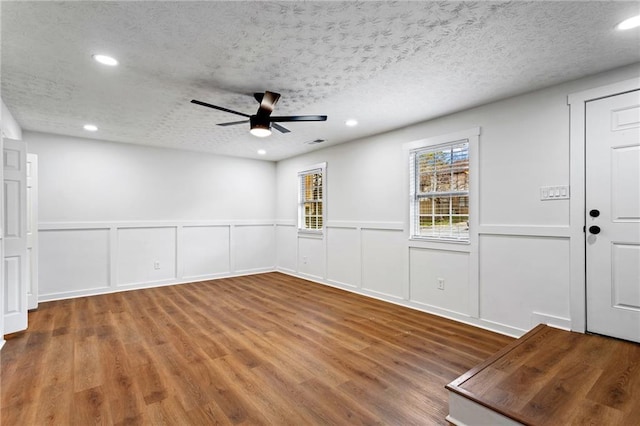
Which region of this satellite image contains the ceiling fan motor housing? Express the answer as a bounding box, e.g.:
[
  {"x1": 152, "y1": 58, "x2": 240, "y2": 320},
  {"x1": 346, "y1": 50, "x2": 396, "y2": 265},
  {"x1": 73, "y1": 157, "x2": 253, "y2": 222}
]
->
[{"x1": 250, "y1": 114, "x2": 271, "y2": 131}]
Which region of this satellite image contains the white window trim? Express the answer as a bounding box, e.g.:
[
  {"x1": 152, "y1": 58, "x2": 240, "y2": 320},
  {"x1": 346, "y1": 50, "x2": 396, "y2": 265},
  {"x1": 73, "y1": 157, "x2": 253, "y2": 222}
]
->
[
  {"x1": 405, "y1": 127, "x2": 480, "y2": 247},
  {"x1": 403, "y1": 127, "x2": 480, "y2": 319},
  {"x1": 297, "y1": 162, "x2": 327, "y2": 236}
]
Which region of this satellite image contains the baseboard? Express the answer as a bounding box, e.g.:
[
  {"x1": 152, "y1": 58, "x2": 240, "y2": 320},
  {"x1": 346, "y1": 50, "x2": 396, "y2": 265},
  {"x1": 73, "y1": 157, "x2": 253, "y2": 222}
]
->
[
  {"x1": 38, "y1": 268, "x2": 277, "y2": 303},
  {"x1": 276, "y1": 269, "x2": 525, "y2": 338},
  {"x1": 531, "y1": 311, "x2": 571, "y2": 330}
]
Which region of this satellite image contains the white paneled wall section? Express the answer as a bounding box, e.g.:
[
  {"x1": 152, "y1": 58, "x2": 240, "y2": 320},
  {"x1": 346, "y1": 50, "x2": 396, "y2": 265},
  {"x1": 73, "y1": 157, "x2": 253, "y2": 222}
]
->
[
  {"x1": 275, "y1": 64, "x2": 640, "y2": 338},
  {"x1": 38, "y1": 221, "x2": 275, "y2": 301},
  {"x1": 26, "y1": 132, "x2": 277, "y2": 301}
]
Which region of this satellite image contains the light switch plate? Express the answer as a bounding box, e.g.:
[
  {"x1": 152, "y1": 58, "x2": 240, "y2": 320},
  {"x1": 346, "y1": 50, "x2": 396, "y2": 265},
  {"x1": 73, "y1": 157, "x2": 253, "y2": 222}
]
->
[{"x1": 540, "y1": 185, "x2": 570, "y2": 200}]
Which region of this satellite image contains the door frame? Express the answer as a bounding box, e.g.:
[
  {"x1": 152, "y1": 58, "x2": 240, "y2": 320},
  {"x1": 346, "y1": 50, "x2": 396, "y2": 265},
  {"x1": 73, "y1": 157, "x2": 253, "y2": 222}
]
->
[
  {"x1": 27, "y1": 153, "x2": 38, "y2": 310},
  {"x1": 568, "y1": 77, "x2": 640, "y2": 333}
]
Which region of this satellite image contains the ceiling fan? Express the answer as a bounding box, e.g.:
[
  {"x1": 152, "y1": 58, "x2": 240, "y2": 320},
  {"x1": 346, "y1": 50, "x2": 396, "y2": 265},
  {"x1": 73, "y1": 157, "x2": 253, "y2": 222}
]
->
[{"x1": 191, "y1": 91, "x2": 327, "y2": 137}]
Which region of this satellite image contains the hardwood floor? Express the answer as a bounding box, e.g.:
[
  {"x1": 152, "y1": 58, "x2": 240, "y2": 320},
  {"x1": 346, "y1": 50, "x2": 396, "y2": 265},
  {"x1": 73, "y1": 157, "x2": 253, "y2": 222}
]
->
[
  {"x1": 1, "y1": 272, "x2": 513, "y2": 425},
  {"x1": 446, "y1": 324, "x2": 640, "y2": 425}
]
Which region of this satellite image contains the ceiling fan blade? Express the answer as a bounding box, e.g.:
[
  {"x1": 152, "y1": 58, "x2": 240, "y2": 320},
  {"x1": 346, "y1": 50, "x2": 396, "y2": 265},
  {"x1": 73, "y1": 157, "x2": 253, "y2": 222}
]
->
[
  {"x1": 272, "y1": 123, "x2": 291, "y2": 134},
  {"x1": 259, "y1": 91, "x2": 281, "y2": 113},
  {"x1": 270, "y1": 115, "x2": 327, "y2": 122},
  {"x1": 191, "y1": 99, "x2": 251, "y2": 118},
  {"x1": 217, "y1": 120, "x2": 250, "y2": 127}
]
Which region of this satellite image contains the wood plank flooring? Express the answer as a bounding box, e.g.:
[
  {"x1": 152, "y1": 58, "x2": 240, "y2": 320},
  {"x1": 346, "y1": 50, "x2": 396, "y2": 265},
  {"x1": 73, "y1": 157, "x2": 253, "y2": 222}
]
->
[
  {"x1": 446, "y1": 324, "x2": 640, "y2": 425},
  {"x1": 1, "y1": 272, "x2": 513, "y2": 425}
]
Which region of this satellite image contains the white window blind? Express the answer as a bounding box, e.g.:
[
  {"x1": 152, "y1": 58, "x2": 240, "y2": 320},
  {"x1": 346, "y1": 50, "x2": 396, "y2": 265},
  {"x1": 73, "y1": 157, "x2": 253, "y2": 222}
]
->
[
  {"x1": 298, "y1": 166, "x2": 324, "y2": 231},
  {"x1": 410, "y1": 140, "x2": 469, "y2": 241}
]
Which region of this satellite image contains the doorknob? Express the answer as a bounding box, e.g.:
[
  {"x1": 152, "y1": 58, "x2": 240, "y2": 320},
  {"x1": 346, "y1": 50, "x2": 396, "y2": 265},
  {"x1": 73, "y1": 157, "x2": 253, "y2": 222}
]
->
[
  {"x1": 589, "y1": 209, "x2": 600, "y2": 218},
  {"x1": 589, "y1": 225, "x2": 601, "y2": 235}
]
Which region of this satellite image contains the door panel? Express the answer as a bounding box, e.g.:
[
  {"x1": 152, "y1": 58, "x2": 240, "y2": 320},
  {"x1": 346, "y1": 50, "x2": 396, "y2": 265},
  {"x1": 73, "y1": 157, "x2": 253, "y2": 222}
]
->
[
  {"x1": 611, "y1": 145, "x2": 640, "y2": 219},
  {"x1": 3, "y1": 139, "x2": 27, "y2": 334},
  {"x1": 586, "y1": 90, "x2": 640, "y2": 343},
  {"x1": 612, "y1": 244, "x2": 640, "y2": 309}
]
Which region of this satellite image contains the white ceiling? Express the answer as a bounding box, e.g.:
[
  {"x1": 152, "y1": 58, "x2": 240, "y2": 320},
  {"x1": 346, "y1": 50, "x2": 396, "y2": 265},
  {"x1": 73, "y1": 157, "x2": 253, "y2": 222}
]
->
[{"x1": 2, "y1": 1, "x2": 639, "y2": 161}]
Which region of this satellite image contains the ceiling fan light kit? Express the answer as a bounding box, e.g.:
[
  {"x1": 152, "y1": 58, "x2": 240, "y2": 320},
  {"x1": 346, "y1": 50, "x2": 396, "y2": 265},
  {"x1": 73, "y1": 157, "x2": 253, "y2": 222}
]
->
[
  {"x1": 191, "y1": 91, "x2": 327, "y2": 137},
  {"x1": 249, "y1": 116, "x2": 272, "y2": 137}
]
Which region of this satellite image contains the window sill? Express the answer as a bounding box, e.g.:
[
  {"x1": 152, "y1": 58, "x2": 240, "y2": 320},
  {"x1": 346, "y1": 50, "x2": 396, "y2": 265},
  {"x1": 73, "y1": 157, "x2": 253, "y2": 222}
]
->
[
  {"x1": 298, "y1": 229, "x2": 324, "y2": 239},
  {"x1": 408, "y1": 237, "x2": 471, "y2": 252}
]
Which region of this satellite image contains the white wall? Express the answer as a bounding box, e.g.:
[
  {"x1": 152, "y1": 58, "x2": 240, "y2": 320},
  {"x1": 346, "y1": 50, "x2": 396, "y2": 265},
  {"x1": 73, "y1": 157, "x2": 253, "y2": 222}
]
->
[
  {"x1": 26, "y1": 132, "x2": 277, "y2": 300},
  {"x1": 275, "y1": 63, "x2": 640, "y2": 337}
]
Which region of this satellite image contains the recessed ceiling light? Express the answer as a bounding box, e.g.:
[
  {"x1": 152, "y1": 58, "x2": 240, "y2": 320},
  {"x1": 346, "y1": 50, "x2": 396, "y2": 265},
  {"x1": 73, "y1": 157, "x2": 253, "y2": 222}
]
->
[
  {"x1": 617, "y1": 15, "x2": 640, "y2": 30},
  {"x1": 345, "y1": 119, "x2": 358, "y2": 127},
  {"x1": 83, "y1": 124, "x2": 98, "y2": 132},
  {"x1": 92, "y1": 54, "x2": 118, "y2": 66},
  {"x1": 257, "y1": 149, "x2": 267, "y2": 155}
]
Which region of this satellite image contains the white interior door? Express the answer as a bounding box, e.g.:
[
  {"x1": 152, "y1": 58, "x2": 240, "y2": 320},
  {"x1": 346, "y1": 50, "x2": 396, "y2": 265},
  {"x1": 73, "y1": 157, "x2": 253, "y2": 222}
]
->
[
  {"x1": 3, "y1": 139, "x2": 28, "y2": 334},
  {"x1": 27, "y1": 153, "x2": 38, "y2": 310},
  {"x1": 586, "y1": 89, "x2": 640, "y2": 343}
]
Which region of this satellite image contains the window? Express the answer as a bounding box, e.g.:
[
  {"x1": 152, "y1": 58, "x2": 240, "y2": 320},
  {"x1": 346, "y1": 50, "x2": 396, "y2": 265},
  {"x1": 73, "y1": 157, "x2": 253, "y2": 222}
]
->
[
  {"x1": 410, "y1": 140, "x2": 470, "y2": 242},
  {"x1": 298, "y1": 163, "x2": 326, "y2": 233}
]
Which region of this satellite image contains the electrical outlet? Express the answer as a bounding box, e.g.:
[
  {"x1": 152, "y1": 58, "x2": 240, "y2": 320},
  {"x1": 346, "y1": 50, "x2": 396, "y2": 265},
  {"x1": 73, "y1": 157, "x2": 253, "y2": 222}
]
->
[
  {"x1": 153, "y1": 261, "x2": 160, "y2": 270},
  {"x1": 302, "y1": 256, "x2": 308, "y2": 265},
  {"x1": 437, "y1": 278, "x2": 445, "y2": 290}
]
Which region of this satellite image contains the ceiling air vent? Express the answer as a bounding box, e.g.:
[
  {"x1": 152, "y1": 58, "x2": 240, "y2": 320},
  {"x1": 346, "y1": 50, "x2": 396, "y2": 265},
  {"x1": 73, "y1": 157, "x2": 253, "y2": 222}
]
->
[{"x1": 305, "y1": 139, "x2": 326, "y2": 145}]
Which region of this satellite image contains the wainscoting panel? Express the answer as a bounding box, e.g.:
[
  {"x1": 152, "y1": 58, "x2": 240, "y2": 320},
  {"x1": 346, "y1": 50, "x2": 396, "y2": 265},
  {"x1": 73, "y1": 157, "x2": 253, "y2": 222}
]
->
[
  {"x1": 233, "y1": 224, "x2": 276, "y2": 274},
  {"x1": 117, "y1": 227, "x2": 177, "y2": 286},
  {"x1": 38, "y1": 221, "x2": 277, "y2": 301},
  {"x1": 326, "y1": 226, "x2": 359, "y2": 288},
  {"x1": 297, "y1": 234, "x2": 325, "y2": 280},
  {"x1": 409, "y1": 248, "x2": 471, "y2": 316},
  {"x1": 361, "y1": 228, "x2": 405, "y2": 299},
  {"x1": 275, "y1": 224, "x2": 297, "y2": 273},
  {"x1": 479, "y1": 234, "x2": 571, "y2": 331},
  {"x1": 39, "y1": 228, "x2": 110, "y2": 296},
  {"x1": 182, "y1": 225, "x2": 230, "y2": 279}
]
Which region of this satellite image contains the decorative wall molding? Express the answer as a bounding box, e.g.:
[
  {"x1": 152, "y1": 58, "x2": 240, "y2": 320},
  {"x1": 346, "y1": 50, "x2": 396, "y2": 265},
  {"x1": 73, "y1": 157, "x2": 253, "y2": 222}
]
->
[
  {"x1": 273, "y1": 214, "x2": 577, "y2": 338},
  {"x1": 274, "y1": 220, "x2": 296, "y2": 227},
  {"x1": 39, "y1": 220, "x2": 275, "y2": 230},
  {"x1": 38, "y1": 269, "x2": 276, "y2": 303},
  {"x1": 275, "y1": 218, "x2": 561, "y2": 338},
  {"x1": 38, "y1": 220, "x2": 276, "y2": 302},
  {"x1": 38, "y1": 218, "x2": 574, "y2": 336},
  {"x1": 478, "y1": 224, "x2": 570, "y2": 238},
  {"x1": 408, "y1": 240, "x2": 471, "y2": 252},
  {"x1": 326, "y1": 221, "x2": 404, "y2": 231}
]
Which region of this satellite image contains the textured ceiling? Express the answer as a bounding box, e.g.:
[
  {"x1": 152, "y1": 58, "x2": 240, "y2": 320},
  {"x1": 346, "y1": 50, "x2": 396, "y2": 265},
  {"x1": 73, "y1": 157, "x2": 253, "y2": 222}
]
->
[{"x1": 2, "y1": 1, "x2": 639, "y2": 161}]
